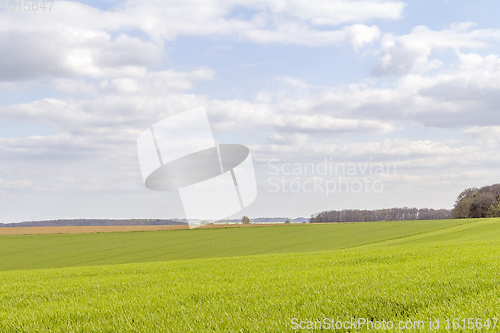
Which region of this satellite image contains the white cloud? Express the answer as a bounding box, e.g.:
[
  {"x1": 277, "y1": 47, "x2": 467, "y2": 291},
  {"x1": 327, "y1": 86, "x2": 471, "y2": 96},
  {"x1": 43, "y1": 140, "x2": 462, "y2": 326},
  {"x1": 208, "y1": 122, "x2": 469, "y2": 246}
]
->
[
  {"x1": 254, "y1": 0, "x2": 405, "y2": 26},
  {"x1": 464, "y1": 126, "x2": 500, "y2": 149},
  {"x1": 0, "y1": 27, "x2": 164, "y2": 81},
  {"x1": 123, "y1": 0, "x2": 403, "y2": 42},
  {"x1": 273, "y1": 115, "x2": 396, "y2": 134},
  {"x1": 240, "y1": 19, "x2": 380, "y2": 46},
  {"x1": 0, "y1": 0, "x2": 403, "y2": 82},
  {"x1": 0, "y1": 133, "x2": 100, "y2": 160},
  {"x1": 0, "y1": 179, "x2": 33, "y2": 189},
  {"x1": 254, "y1": 48, "x2": 500, "y2": 130},
  {"x1": 254, "y1": 135, "x2": 474, "y2": 161},
  {"x1": 343, "y1": 24, "x2": 381, "y2": 50},
  {"x1": 3, "y1": 1, "x2": 500, "y2": 222},
  {"x1": 373, "y1": 24, "x2": 500, "y2": 75},
  {"x1": 50, "y1": 79, "x2": 98, "y2": 95},
  {"x1": 206, "y1": 99, "x2": 274, "y2": 130}
]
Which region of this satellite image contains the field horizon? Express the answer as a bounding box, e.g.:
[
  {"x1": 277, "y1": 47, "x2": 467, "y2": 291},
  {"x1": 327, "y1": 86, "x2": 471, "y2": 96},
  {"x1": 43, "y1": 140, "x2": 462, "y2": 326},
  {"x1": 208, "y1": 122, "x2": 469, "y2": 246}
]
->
[
  {"x1": 0, "y1": 218, "x2": 496, "y2": 271},
  {"x1": 1, "y1": 218, "x2": 499, "y2": 332}
]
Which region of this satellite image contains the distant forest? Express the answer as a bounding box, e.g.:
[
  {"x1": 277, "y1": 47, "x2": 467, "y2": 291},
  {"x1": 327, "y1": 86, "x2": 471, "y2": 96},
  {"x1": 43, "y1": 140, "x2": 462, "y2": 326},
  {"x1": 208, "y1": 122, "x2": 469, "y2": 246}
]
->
[
  {"x1": 452, "y1": 183, "x2": 500, "y2": 218},
  {"x1": 5, "y1": 183, "x2": 498, "y2": 227},
  {"x1": 310, "y1": 207, "x2": 451, "y2": 223},
  {"x1": 220, "y1": 217, "x2": 309, "y2": 223},
  {"x1": 311, "y1": 183, "x2": 500, "y2": 223},
  {"x1": 1, "y1": 218, "x2": 308, "y2": 227},
  {"x1": 0, "y1": 219, "x2": 186, "y2": 227}
]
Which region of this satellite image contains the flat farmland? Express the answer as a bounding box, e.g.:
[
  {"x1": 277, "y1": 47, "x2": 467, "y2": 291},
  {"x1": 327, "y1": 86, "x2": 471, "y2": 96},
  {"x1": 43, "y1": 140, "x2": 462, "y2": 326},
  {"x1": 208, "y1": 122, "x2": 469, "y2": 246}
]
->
[
  {"x1": 0, "y1": 225, "x2": 189, "y2": 235},
  {"x1": 0, "y1": 223, "x2": 284, "y2": 235},
  {"x1": 0, "y1": 218, "x2": 484, "y2": 271},
  {"x1": 0, "y1": 218, "x2": 499, "y2": 332}
]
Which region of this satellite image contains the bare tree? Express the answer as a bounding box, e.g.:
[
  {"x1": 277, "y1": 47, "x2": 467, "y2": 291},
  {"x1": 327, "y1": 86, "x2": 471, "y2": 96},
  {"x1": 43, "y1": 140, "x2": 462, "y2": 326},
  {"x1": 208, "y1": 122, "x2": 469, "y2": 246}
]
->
[{"x1": 310, "y1": 207, "x2": 451, "y2": 223}]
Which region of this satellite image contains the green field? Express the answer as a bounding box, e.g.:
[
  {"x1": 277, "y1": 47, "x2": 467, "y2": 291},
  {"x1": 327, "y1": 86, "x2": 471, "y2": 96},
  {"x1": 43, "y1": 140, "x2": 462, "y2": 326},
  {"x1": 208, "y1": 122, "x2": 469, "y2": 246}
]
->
[
  {"x1": 0, "y1": 218, "x2": 489, "y2": 271},
  {"x1": 0, "y1": 218, "x2": 499, "y2": 332}
]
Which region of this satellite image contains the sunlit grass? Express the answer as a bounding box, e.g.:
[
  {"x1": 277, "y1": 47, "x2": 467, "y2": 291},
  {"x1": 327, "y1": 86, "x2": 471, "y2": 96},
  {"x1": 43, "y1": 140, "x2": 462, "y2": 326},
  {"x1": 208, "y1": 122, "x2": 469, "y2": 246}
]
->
[{"x1": 0, "y1": 218, "x2": 498, "y2": 332}]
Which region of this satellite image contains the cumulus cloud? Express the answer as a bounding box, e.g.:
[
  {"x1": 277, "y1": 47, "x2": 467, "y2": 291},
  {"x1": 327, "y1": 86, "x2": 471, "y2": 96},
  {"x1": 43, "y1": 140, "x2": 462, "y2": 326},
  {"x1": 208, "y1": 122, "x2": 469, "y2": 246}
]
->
[
  {"x1": 0, "y1": 29, "x2": 164, "y2": 81},
  {"x1": 0, "y1": 179, "x2": 33, "y2": 189},
  {"x1": 3, "y1": 1, "x2": 500, "y2": 221},
  {"x1": 464, "y1": 126, "x2": 500, "y2": 149},
  {"x1": 0, "y1": 133, "x2": 101, "y2": 160},
  {"x1": 238, "y1": 19, "x2": 380, "y2": 46},
  {"x1": 255, "y1": 0, "x2": 405, "y2": 26},
  {"x1": 99, "y1": 68, "x2": 216, "y2": 94},
  {"x1": 254, "y1": 135, "x2": 474, "y2": 161},
  {"x1": 255, "y1": 48, "x2": 500, "y2": 130},
  {"x1": 0, "y1": 0, "x2": 403, "y2": 82},
  {"x1": 123, "y1": 0, "x2": 402, "y2": 42},
  {"x1": 373, "y1": 24, "x2": 500, "y2": 76},
  {"x1": 49, "y1": 79, "x2": 98, "y2": 95},
  {"x1": 273, "y1": 115, "x2": 397, "y2": 134}
]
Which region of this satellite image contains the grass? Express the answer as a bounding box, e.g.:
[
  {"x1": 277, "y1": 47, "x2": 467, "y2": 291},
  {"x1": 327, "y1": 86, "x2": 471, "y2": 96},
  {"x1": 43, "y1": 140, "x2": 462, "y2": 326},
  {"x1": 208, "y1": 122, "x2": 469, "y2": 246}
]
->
[
  {"x1": 0, "y1": 218, "x2": 482, "y2": 271},
  {"x1": 0, "y1": 218, "x2": 499, "y2": 332},
  {"x1": 0, "y1": 242, "x2": 499, "y2": 332}
]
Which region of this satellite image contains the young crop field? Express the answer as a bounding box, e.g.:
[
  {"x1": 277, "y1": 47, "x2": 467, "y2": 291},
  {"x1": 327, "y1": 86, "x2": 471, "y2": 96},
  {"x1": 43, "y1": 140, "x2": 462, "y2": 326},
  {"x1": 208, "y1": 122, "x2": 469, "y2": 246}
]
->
[
  {"x1": 0, "y1": 218, "x2": 486, "y2": 271},
  {"x1": 0, "y1": 218, "x2": 499, "y2": 332}
]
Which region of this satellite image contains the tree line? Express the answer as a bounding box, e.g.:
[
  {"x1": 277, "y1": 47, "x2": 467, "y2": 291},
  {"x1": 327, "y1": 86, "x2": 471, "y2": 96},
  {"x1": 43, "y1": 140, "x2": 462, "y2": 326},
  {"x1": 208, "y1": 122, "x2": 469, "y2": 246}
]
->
[
  {"x1": 452, "y1": 183, "x2": 500, "y2": 218},
  {"x1": 0, "y1": 219, "x2": 186, "y2": 227},
  {"x1": 310, "y1": 207, "x2": 451, "y2": 223}
]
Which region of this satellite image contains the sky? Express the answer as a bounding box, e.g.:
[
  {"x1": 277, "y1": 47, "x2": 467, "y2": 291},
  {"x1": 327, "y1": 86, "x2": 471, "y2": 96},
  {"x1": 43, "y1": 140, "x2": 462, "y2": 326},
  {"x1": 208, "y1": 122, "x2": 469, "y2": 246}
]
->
[{"x1": 1, "y1": 0, "x2": 500, "y2": 223}]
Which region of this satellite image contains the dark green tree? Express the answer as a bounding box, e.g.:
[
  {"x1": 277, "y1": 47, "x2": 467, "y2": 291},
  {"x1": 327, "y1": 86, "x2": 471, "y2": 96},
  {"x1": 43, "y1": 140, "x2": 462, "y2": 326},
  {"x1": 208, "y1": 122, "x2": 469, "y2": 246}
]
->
[
  {"x1": 452, "y1": 183, "x2": 500, "y2": 218},
  {"x1": 451, "y1": 197, "x2": 475, "y2": 219},
  {"x1": 487, "y1": 202, "x2": 500, "y2": 217}
]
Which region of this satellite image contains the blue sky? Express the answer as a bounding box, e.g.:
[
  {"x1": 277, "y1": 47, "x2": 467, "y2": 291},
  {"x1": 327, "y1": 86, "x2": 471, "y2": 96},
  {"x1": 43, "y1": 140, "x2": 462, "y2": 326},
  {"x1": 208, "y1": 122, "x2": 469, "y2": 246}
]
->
[{"x1": 1, "y1": 0, "x2": 500, "y2": 223}]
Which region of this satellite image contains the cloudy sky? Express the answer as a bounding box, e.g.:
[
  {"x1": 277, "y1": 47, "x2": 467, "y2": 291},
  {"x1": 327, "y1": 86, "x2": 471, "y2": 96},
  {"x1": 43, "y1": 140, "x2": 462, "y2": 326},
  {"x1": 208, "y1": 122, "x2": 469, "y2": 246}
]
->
[{"x1": 1, "y1": 0, "x2": 500, "y2": 223}]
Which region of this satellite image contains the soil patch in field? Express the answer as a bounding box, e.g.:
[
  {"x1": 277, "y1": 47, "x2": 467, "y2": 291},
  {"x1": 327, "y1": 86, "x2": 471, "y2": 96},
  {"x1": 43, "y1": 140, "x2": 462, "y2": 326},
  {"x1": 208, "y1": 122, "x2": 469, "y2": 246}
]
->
[{"x1": 0, "y1": 223, "x2": 286, "y2": 235}]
